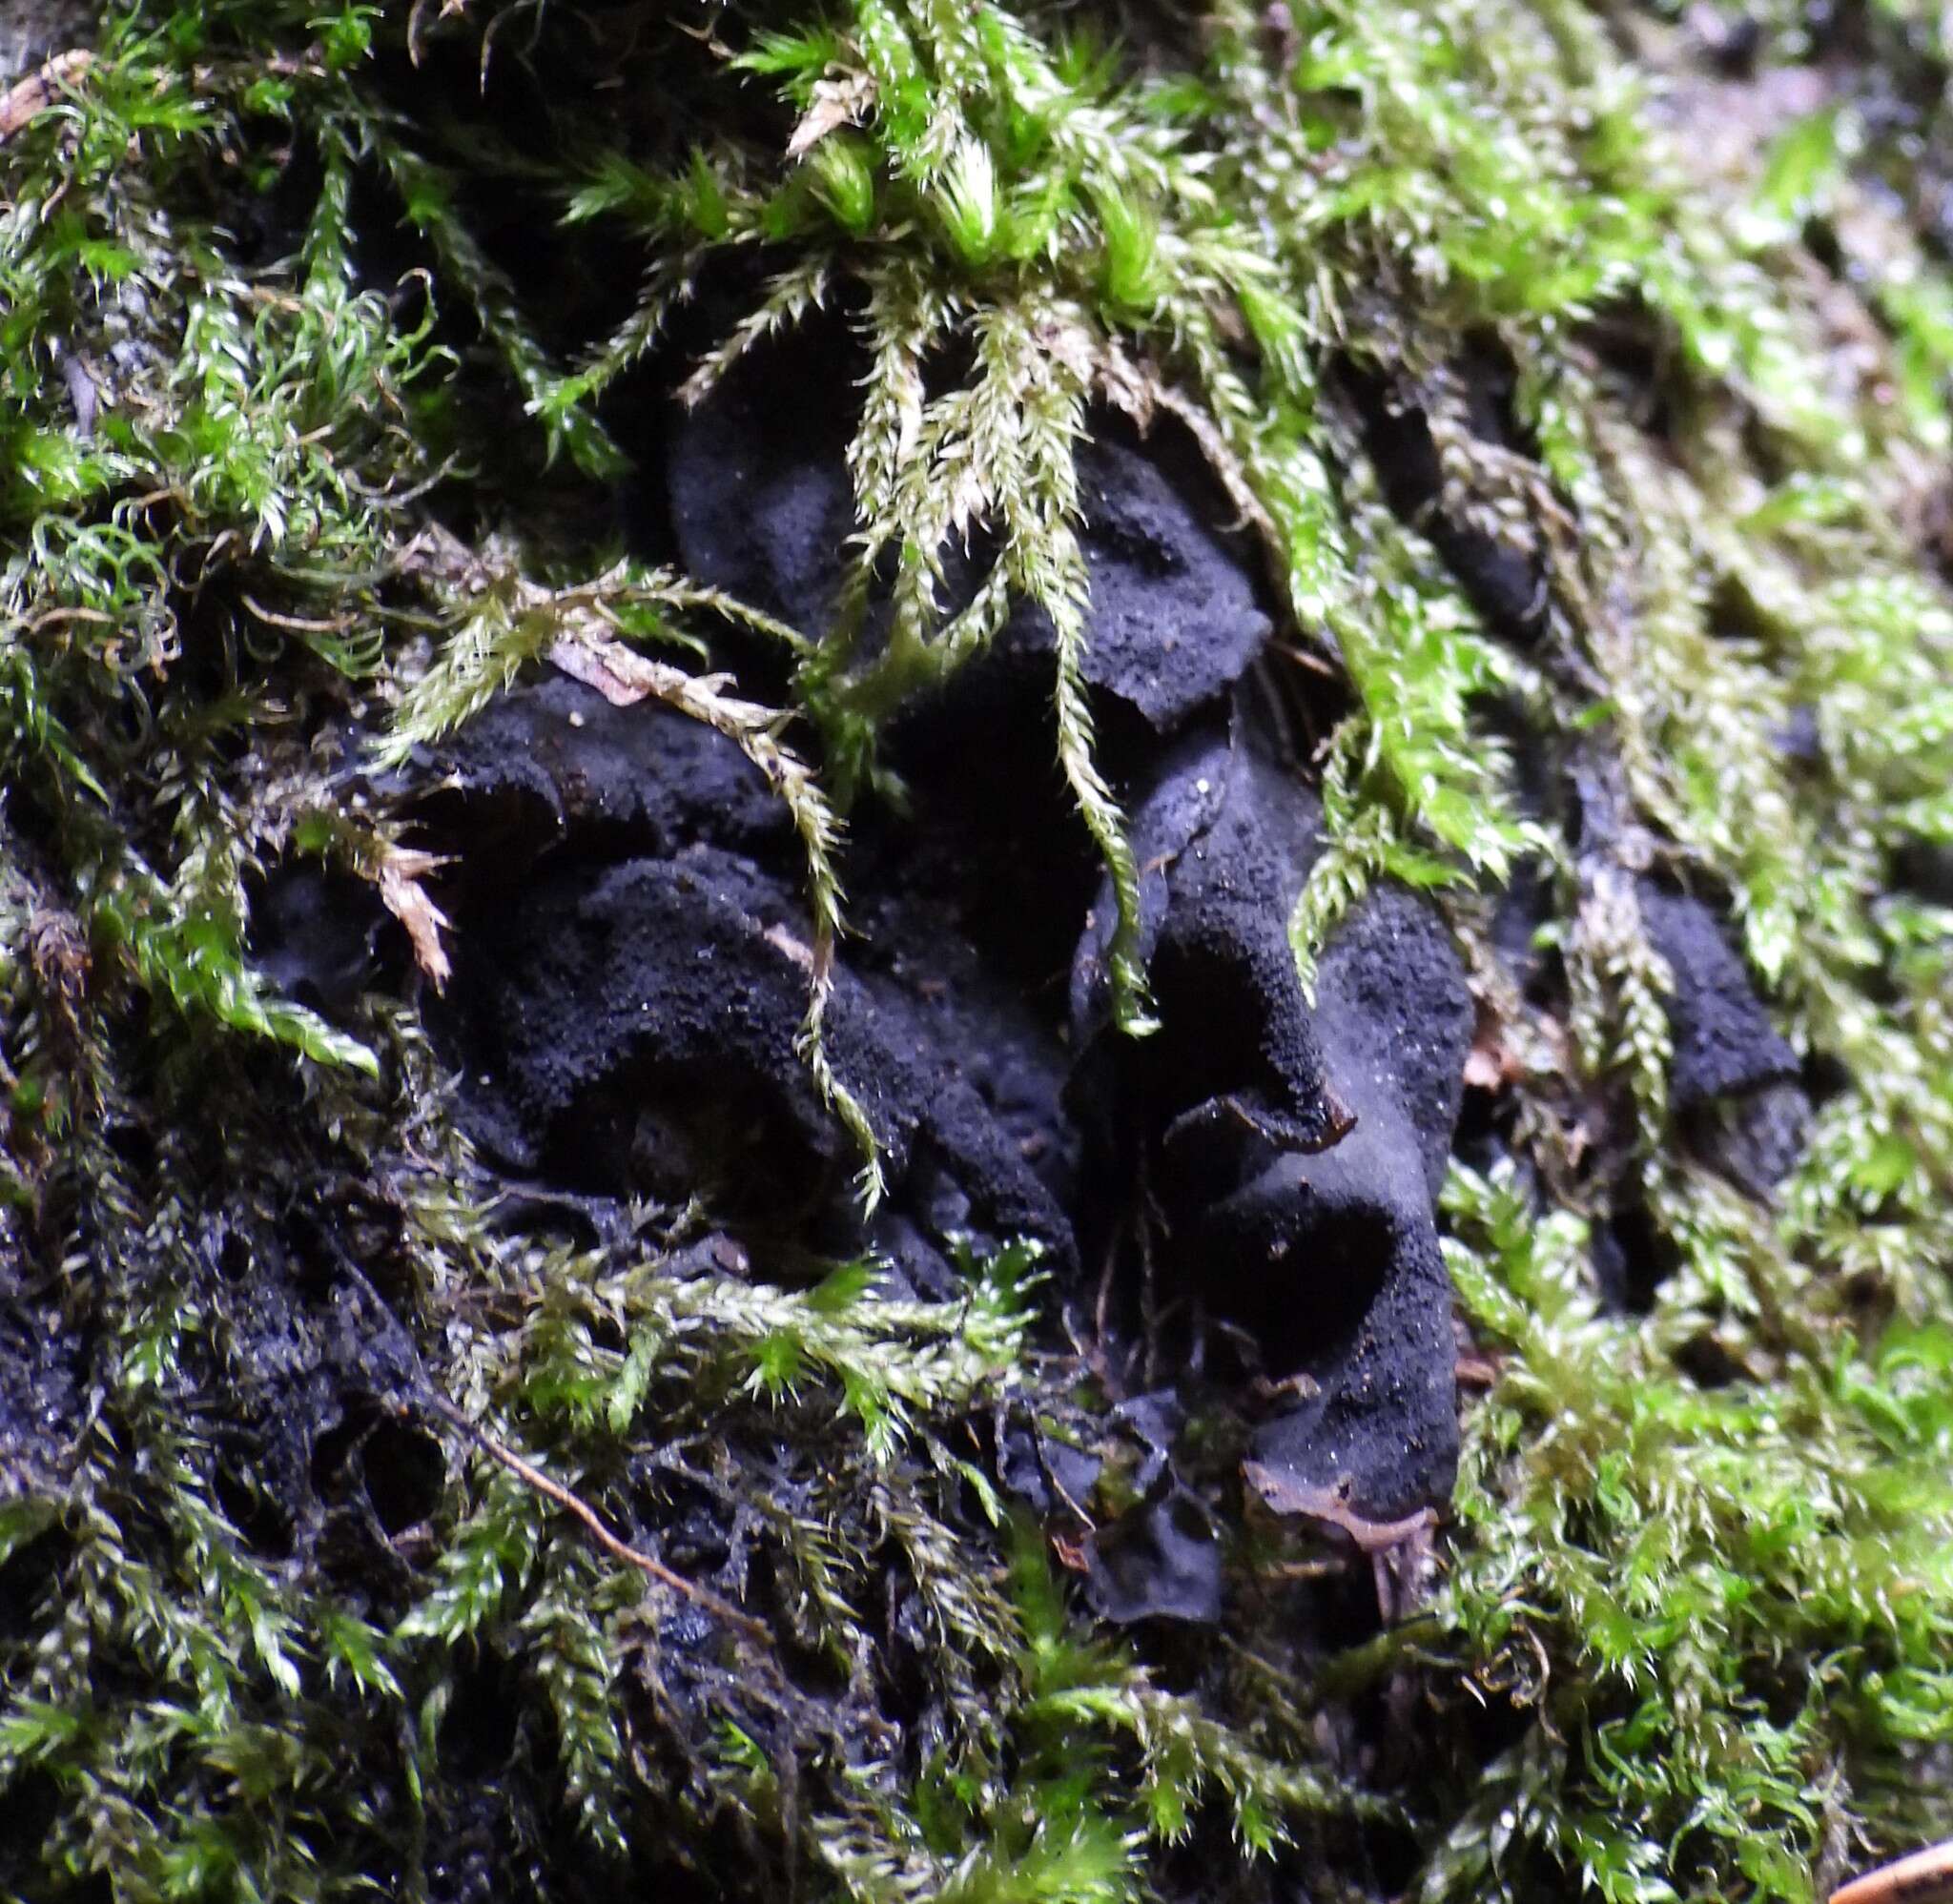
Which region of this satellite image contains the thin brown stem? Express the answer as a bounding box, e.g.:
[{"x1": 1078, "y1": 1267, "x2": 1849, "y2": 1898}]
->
[{"x1": 424, "y1": 1394, "x2": 773, "y2": 1647}]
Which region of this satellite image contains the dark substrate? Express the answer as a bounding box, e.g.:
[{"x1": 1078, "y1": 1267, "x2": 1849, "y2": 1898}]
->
[{"x1": 373, "y1": 323, "x2": 1813, "y2": 1590}]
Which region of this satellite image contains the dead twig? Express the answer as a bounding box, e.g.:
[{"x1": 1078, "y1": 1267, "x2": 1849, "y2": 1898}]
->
[
  {"x1": 240, "y1": 594, "x2": 358, "y2": 635},
  {"x1": 1831, "y1": 1844, "x2": 1953, "y2": 1904},
  {"x1": 423, "y1": 1393, "x2": 774, "y2": 1647}
]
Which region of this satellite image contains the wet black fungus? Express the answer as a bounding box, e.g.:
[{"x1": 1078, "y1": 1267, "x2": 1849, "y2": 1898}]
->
[
  {"x1": 1636, "y1": 885, "x2": 1800, "y2": 1110},
  {"x1": 415, "y1": 326, "x2": 1483, "y2": 1534},
  {"x1": 667, "y1": 320, "x2": 1274, "y2": 730},
  {"x1": 1635, "y1": 886, "x2": 1812, "y2": 1193},
  {"x1": 1895, "y1": 839, "x2": 1953, "y2": 908},
  {"x1": 425, "y1": 680, "x2": 1077, "y2": 1294},
  {"x1": 1073, "y1": 728, "x2": 1472, "y2": 1519},
  {"x1": 1085, "y1": 1485, "x2": 1225, "y2": 1626},
  {"x1": 1349, "y1": 357, "x2": 1550, "y2": 648},
  {"x1": 254, "y1": 864, "x2": 390, "y2": 1016}
]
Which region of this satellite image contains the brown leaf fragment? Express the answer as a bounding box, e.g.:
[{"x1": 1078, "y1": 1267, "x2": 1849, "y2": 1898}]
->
[
  {"x1": 1052, "y1": 1533, "x2": 1092, "y2": 1575},
  {"x1": 786, "y1": 71, "x2": 875, "y2": 161},
  {"x1": 400, "y1": 521, "x2": 490, "y2": 591},
  {"x1": 549, "y1": 635, "x2": 770, "y2": 735},
  {"x1": 375, "y1": 847, "x2": 453, "y2": 992},
  {"x1": 1461, "y1": 1039, "x2": 1506, "y2": 1092},
  {"x1": 1244, "y1": 1464, "x2": 1439, "y2": 1623},
  {"x1": 1244, "y1": 1465, "x2": 1432, "y2": 1554},
  {"x1": 763, "y1": 922, "x2": 815, "y2": 972},
  {"x1": 0, "y1": 51, "x2": 93, "y2": 141},
  {"x1": 1463, "y1": 999, "x2": 1522, "y2": 1092},
  {"x1": 548, "y1": 634, "x2": 653, "y2": 707}
]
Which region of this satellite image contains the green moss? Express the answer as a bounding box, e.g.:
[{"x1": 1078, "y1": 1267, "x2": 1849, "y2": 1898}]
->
[
  {"x1": 2, "y1": 1, "x2": 1951, "y2": 1900},
  {"x1": 1429, "y1": 1163, "x2": 1953, "y2": 1903}
]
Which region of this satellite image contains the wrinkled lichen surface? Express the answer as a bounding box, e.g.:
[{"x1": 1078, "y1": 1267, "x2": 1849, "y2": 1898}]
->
[{"x1": 3, "y1": 3, "x2": 1953, "y2": 1902}]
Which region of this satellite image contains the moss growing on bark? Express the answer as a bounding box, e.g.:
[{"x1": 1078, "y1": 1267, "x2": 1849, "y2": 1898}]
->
[{"x1": 1, "y1": 3, "x2": 1951, "y2": 1901}]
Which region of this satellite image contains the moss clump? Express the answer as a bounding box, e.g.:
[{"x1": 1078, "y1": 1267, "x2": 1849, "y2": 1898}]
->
[{"x1": 1, "y1": 2, "x2": 1951, "y2": 1901}]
